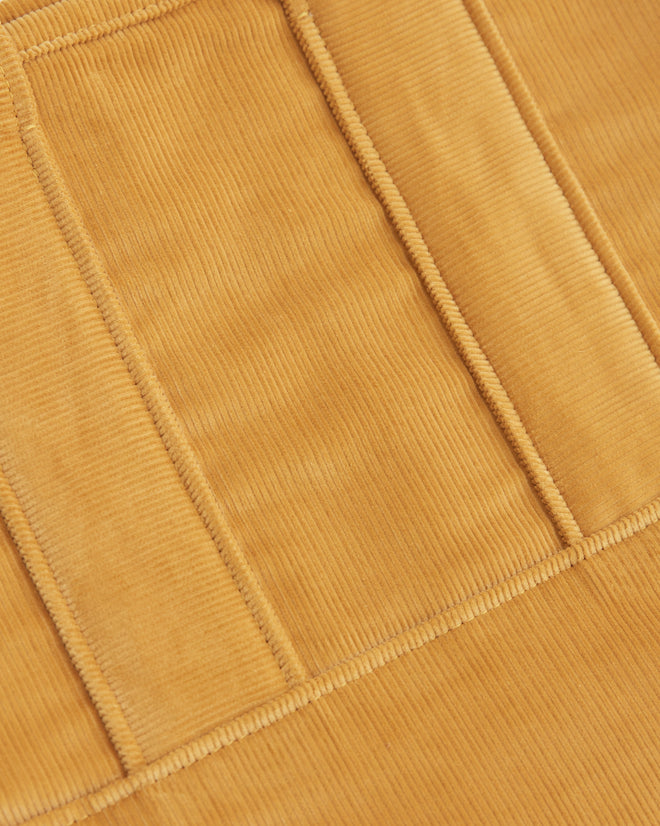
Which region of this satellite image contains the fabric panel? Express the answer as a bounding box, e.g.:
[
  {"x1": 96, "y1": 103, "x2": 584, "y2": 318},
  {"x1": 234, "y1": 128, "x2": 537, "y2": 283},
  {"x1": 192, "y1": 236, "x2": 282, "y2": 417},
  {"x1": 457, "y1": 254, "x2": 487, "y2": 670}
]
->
[
  {"x1": 485, "y1": 0, "x2": 660, "y2": 329},
  {"x1": 29, "y1": 516, "x2": 660, "y2": 825},
  {"x1": 0, "y1": 25, "x2": 287, "y2": 766},
  {"x1": 309, "y1": 0, "x2": 660, "y2": 534},
  {"x1": 0, "y1": 518, "x2": 122, "y2": 826},
  {"x1": 12, "y1": 0, "x2": 567, "y2": 675}
]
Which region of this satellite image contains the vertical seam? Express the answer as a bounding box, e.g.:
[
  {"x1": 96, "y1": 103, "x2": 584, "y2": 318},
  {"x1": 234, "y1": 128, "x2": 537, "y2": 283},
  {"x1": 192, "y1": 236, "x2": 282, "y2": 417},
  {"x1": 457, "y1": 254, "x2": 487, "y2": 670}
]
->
[
  {"x1": 0, "y1": 459, "x2": 146, "y2": 775},
  {"x1": 278, "y1": 0, "x2": 584, "y2": 546},
  {"x1": 0, "y1": 25, "x2": 308, "y2": 687},
  {"x1": 462, "y1": 0, "x2": 660, "y2": 369}
]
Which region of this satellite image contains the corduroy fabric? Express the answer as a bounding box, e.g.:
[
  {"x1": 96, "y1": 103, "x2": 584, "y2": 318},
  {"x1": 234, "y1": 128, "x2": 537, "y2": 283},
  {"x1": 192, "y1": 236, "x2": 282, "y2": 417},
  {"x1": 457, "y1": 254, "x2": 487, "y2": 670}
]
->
[
  {"x1": 486, "y1": 0, "x2": 660, "y2": 330},
  {"x1": 12, "y1": 0, "x2": 575, "y2": 678},
  {"x1": 0, "y1": 508, "x2": 122, "y2": 824},
  {"x1": 308, "y1": 0, "x2": 660, "y2": 535},
  {"x1": 0, "y1": 16, "x2": 290, "y2": 770},
  {"x1": 0, "y1": 0, "x2": 658, "y2": 824},
  {"x1": 5, "y1": 506, "x2": 660, "y2": 825}
]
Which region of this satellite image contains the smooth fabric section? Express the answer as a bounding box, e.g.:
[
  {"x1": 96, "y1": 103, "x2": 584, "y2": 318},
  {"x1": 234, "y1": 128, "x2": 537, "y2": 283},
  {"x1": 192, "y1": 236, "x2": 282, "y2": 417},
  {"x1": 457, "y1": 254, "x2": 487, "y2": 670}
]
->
[
  {"x1": 310, "y1": 0, "x2": 660, "y2": 535},
  {"x1": 12, "y1": 0, "x2": 564, "y2": 675}
]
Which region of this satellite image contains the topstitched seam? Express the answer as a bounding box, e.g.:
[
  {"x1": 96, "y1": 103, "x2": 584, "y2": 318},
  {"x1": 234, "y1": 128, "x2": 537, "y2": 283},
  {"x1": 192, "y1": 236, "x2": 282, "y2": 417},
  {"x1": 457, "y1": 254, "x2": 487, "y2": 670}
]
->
[
  {"x1": 1, "y1": 2, "x2": 656, "y2": 823},
  {"x1": 4, "y1": 0, "x2": 584, "y2": 548},
  {"x1": 323, "y1": 489, "x2": 660, "y2": 669},
  {"x1": 280, "y1": 0, "x2": 583, "y2": 546},
  {"x1": 2, "y1": 0, "x2": 657, "y2": 822},
  {"x1": 0, "y1": 59, "x2": 145, "y2": 779},
  {"x1": 6, "y1": 0, "x2": 658, "y2": 354},
  {"x1": 323, "y1": 529, "x2": 597, "y2": 671},
  {"x1": 14, "y1": 494, "x2": 660, "y2": 826},
  {"x1": 0, "y1": 20, "x2": 307, "y2": 693},
  {"x1": 462, "y1": 0, "x2": 660, "y2": 370},
  {"x1": 14, "y1": 0, "x2": 201, "y2": 62},
  {"x1": 0, "y1": 456, "x2": 145, "y2": 777}
]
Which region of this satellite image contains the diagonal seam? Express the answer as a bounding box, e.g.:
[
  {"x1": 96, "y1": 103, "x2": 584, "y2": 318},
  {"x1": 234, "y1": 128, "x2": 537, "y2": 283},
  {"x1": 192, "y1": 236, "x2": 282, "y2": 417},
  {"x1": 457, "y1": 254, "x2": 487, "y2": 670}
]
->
[
  {"x1": 0, "y1": 23, "x2": 307, "y2": 690},
  {"x1": 0, "y1": 57, "x2": 145, "y2": 779},
  {"x1": 462, "y1": 0, "x2": 660, "y2": 370},
  {"x1": 0, "y1": 460, "x2": 146, "y2": 775},
  {"x1": 14, "y1": 494, "x2": 660, "y2": 826},
  {"x1": 279, "y1": 0, "x2": 583, "y2": 546}
]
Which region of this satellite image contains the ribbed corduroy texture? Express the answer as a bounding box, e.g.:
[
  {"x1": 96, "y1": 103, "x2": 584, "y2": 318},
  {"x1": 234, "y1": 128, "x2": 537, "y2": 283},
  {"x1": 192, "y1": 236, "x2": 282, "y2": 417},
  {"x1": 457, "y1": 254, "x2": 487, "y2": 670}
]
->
[
  {"x1": 0, "y1": 514, "x2": 122, "y2": 825},
  {"x1": 42, "y1": 516, "x2": 660, "y2": 826},
  {"x1": 310, "y1": 0, "x2": 660, "y2": 535},
  {"x1": 15, "y1": 0, "x2": 574, "y2": 676},
  {"x1": 0, "y1": 0, "x2": 658, "y2": 823},
  {"x1": 487, "y1": 0, "x2": 660, "y2": 330}
]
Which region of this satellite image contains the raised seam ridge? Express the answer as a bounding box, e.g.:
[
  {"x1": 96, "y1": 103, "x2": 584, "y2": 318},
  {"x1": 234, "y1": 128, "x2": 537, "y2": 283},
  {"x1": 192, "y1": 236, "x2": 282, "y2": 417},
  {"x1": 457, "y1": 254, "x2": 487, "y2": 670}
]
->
[
  {"x1": 0, "y1": 22, "x2": 308, "y2": 694},
  {"x1": 0, "y1": 460, "x2": 146, "y2": 776},
  {"x1": 16, "y1": 0, "x2": 201, "y2": 61},
  {"x1": 16, "y1": 493, "x2": 660, "y2": 826},
  {"x1": 280, "y1": 0, "x2": 584, "y2": 546},
  {"x1": 462, "y1": 0, "x2": 660, "y2": 369}
]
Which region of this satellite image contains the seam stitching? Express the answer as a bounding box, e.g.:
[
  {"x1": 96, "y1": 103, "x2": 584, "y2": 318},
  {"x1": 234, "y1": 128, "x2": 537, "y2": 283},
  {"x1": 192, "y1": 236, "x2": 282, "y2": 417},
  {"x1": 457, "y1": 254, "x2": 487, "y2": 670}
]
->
[
  {"x1": 279, "y1": 1, "x2": 583, "y2": 545},
  {"x1": 0, "y1": 59, "x2": 145, "y2": 778},
  {"x1": 7, "y1": 0, "x2": 658, "y2": 356},
  {"x1": 461, "y1": 0, "x2": 660, "y2": 369},
  {"x1": 17, "y1": 494, "x2": 660, "y2": 826},
  {"x1": 4, "y1": 2, "x2": 656, "y2": 821},
  {"x1": 15, "y1": 0, "x2": 200, "y2": 61},
  {"x1": 0, "y1": 455, "x2": 145, "y2": 776},
  {"x1": 325, "y1": 531, "x2": 595, "y2": 669},
  {"x1": 0, "y1": 23, "x2": 307, "y2": 690}
]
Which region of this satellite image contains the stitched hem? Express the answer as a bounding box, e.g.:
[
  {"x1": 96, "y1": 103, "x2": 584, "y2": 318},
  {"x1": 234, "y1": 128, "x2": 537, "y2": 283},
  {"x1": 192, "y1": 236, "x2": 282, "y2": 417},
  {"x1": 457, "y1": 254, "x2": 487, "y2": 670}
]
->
[
  {"x1": 16, "y1": 495, "x2": 660, "y2": 825},
  {"x1": 462, "y1": 0, "x2": 660, "y2": 369},
  {"x1": 0, "y1": 19, "x2": 307, "y2": 694},
  {"x1": 280, "y1": 0, "x2": 583, "y2": 546},
  {"x1": 0, "y1": 461, "x2": 145, "y2": 776}
]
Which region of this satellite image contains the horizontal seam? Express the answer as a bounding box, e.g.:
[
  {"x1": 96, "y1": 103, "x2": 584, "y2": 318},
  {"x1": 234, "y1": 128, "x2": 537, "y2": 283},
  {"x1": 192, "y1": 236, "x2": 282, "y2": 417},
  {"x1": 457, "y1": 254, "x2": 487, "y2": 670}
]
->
[
  {"x1": 325, "y1": 536, "x2": 603, "y2": 670},
  {"x1": 13, "y1": 0, "x2": 658, "y2": 373},
  {"x1": 279, "y1": 1, "x2": 582, "y2": 546},
  {"x1": 16, "y1": 0, "x2": 200, "y2": 62},
  {"x1": 462, "y1": 0, "x2": 660, "y2": 370},
  {"x1": 18, "y1": 494, "x2": 660, "y2": 826},
  {"x1": 3, "y1": 5, "x2": 656, "y2": 822}
]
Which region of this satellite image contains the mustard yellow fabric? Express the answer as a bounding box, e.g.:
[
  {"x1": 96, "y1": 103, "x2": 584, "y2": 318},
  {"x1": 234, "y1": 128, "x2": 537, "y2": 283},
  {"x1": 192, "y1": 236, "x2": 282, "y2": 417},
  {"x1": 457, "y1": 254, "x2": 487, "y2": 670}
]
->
[{"x1": 0, "y1": 0, "x2": 657, "y2": 823}]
